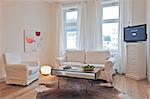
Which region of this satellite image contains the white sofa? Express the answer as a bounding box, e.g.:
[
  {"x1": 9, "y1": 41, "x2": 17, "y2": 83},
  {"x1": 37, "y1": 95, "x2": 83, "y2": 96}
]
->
[
  {"x1": 3, "y1": 53, "x2": 40, "y2": 86},
  {"x1": 56, "y1": 50, "x2": 115, "y2": 82}
]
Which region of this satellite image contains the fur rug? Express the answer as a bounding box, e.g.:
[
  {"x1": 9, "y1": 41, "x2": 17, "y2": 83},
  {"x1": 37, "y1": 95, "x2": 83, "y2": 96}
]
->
[{"x1": 36, "y1": 78, "x2": 130, "y2": 99}]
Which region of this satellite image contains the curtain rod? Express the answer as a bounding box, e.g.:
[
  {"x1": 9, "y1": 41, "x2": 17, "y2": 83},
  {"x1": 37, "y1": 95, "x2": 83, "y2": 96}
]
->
[
  {"x1": 61, "y1": 1, "x2": 81, "y2": 5},
  {"x1": 60, "y1": 0, "x2": 90, "y2": 6}
]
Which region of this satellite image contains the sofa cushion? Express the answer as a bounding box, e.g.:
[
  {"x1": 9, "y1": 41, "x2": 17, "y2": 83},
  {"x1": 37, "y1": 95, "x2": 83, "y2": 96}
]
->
[
  {"x1": 85, "y1": 51, "x2": 110, "y2": 64},
  {"x1": 65, "y1": 50, "x2": 85, "y2": 63}
]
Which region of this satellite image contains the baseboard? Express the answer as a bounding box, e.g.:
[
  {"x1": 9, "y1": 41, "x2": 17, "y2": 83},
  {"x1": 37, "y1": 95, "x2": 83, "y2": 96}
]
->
[
  {"x1": 126, "y1": 74, "x2": 146, "y2": 80},
  {"x1": 0, "y1": 77, "x2": 6, "y2": 82},
  {"x1": 148, "y1": 73, "x2": 150, "y2": 82}
]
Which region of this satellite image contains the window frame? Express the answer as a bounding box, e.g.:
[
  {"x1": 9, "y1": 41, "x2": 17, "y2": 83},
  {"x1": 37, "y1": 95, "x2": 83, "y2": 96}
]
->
[
  {"x1": 101, "y1": 0, "x2": 120, "y2": 52},
  {"x1": 62, "y1": 5, "x2": 80, "y2": 50}
]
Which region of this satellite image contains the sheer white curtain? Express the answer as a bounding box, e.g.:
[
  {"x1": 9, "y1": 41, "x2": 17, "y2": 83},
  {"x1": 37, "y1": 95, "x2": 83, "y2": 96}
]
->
[
  {"x1": 78, "y1": 1, "x2": 87, "y2": 50},
  {"x1": 96, "y1": 0, "x2": 102, "y2": 50},
  {"x1": 79, "y1": 0, "x2": 101, "y2": 50},
  {"x1": 117, "y1": 0, "x2": 133, "y2": 73},
  {"x1": 58, "y1": 5, "x2": 65, "y2": 57}
]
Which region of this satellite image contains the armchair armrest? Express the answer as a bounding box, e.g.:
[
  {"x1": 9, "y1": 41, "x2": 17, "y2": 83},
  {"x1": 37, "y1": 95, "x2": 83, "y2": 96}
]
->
[
  {"x1": 56, "y1": 57, "x2": 66, "y2": 65},
  {"x1": 5, "y1": 64, "x2": 28, "y2": 79},
  {"x1": 6, "y1": 64, "x2": 27, "y2": 70}
]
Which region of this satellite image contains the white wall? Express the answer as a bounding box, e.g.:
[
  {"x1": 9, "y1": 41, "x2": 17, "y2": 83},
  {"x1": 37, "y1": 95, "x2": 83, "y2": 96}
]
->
[
  {"x1": 49, "y1": 4, "x2": 58, "y2": 66},
  {"x1": 132, "y1": 0, "x2": 146, "y2": 25},
  {"x1": 120, "y1": 0, "x2": 146, "y2": 27},
  {"x1": 2, "y1": 1, "x2": 57, "y2": 66},
  {"x1": 0, "y1": 0, "x2": 6, "y2": 81}
]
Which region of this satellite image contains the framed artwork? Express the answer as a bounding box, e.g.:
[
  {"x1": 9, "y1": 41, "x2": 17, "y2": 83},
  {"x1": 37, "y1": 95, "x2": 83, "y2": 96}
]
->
[{"x1": 24, "y1": 29, "x2": 42, "y2": 52}]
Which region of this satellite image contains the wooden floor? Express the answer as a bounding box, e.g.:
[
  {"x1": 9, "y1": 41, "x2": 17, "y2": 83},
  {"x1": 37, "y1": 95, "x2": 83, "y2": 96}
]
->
[
  {"x1": 0, "y1": 75, "x2": 150, "y2": 99},
  {"x1": 113, "y1": 75, "x2": 150, "y2": 99}
]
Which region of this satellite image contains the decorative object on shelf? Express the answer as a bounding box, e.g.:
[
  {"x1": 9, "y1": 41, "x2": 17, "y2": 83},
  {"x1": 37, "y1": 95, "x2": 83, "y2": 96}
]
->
[
  {"x1": 24, "y1": 29, "x2": 42, "y2": 52},
  {"x1": 82, "y1": 64, "x2": 95, "y2": 71},
  {"x1": 40, "y1": 65, "x2": 52, "y2": 75}
]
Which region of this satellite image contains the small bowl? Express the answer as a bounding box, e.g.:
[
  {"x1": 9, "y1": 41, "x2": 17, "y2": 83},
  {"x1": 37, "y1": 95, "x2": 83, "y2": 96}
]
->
[{"x1": 82, "y1": 65, "x2": 95, "y2": 71}]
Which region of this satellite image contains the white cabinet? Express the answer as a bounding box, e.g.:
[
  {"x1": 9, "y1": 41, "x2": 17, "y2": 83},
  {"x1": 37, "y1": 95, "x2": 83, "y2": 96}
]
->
[{"x1": 126, "y1": 43, "x2": 146, "y2": 80}]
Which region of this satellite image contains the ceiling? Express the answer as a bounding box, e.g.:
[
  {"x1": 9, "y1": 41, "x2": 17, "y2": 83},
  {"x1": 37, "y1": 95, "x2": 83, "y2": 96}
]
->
[{"x1": 45, "y1": 0, "x2": 91, "y2": 3}]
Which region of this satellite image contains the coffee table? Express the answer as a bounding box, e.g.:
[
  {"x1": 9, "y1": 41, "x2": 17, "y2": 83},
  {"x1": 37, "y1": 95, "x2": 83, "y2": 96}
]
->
[{"x1": 51, "y1": 66, "x2": 103, "y2": 92}]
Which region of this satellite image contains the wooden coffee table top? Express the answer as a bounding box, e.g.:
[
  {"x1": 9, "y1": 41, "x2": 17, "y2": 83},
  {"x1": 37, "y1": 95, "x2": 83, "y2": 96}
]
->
[
  {"x1": 51, "y1": 66, "x2": 104, "y2": 80},
  {"x1": 52, "y1": 66, "x2": 102, "y2": 74}
]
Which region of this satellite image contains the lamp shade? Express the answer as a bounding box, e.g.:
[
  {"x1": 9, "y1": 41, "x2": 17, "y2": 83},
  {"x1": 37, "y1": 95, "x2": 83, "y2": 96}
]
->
[{"x1": 40, "y1": 66, "x2": 51, "y2": 75}]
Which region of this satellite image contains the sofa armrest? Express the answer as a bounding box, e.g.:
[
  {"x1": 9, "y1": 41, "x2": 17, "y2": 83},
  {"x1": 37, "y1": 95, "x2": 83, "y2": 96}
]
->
[
  {"x1": 104, "y1": 57, "x2": 115, "y2": 71},
  {"x1": 21, "y1": 61, "x2": 39, "y2": 67},
  {"x1": 106, "y1": 57, "x2": 116, "y2": 65},
  {"x1": 56, "y1": 57, "x2": 66, "y2": 65},
  {"x1": 99, "y1": 57, "x2": 115, "y2": 82}
]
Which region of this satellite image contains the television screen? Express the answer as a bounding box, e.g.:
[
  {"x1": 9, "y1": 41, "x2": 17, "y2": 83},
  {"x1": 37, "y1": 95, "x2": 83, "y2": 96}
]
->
[{"x1": 124, "y1": 24, "x2": 147, "y2": 42}]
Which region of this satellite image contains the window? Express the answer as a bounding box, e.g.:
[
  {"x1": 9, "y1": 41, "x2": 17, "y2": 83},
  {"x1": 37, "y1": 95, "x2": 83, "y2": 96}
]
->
[
  {"x1": 62, "y1": 6, "x2": 80, "y2": 49},
  {"x1": 102, "y1": 0, "x2": 119, "y2": 51}
]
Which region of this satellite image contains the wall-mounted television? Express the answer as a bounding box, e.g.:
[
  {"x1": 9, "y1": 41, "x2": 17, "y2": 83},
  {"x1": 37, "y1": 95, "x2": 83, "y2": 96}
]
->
[{"x1": 124, "y1": 24, "x2": 147, "y2": 42}]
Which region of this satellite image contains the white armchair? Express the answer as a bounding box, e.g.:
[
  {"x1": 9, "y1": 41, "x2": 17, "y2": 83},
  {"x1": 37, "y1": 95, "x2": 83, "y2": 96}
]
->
[{"x1": 3, "y1": 53, "x2": 40, "y2": 86}]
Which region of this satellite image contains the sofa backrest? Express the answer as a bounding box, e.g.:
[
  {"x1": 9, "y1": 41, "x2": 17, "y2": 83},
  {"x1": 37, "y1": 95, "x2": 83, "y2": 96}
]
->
[
  {"x1": 65, "y1": 50, "x2": 85, "y2": 63},
  {"x1": 85, "y1": 51, "x2": 110, "y2": 64}
]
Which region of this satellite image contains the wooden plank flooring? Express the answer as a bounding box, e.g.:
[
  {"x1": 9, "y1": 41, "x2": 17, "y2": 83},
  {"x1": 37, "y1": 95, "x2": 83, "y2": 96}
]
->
[
  {"x1": 113, "y1": 75, "x2": 150, "y2": 99},
  {"x1": 0, "y1": 82, "x2": 24, "y2": 98},
  {"x1": 0, "y1": 75, "x2": 150, "y2": 99}
]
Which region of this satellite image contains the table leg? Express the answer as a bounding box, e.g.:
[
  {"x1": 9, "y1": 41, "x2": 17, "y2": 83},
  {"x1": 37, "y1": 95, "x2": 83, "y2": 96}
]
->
[
  {"x1": 91, "y1": 80, "x2": 93, "y2": 87},
  {"x1": 66, "y1": 78, "x2": 68, "y2": 87},
  {"x1": 86, "y1": 80, "x2": 88, "y2": 93},
  {"x1": 58, "y1": 77, "x2": 60, "y2": 88}
]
